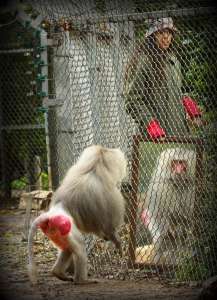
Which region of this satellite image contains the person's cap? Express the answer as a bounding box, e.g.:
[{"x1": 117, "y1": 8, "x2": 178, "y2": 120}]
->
[{"x1": 145, "y1": 17, "x2": 177, "y2": 37}]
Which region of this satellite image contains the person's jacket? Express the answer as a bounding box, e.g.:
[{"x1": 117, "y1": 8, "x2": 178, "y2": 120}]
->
[{"x1": 124, "y1": 50, "x2": 201, "y2": 138}]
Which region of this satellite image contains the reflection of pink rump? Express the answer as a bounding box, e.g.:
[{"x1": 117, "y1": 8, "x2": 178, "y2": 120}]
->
[{"x1": 141, "y1": 208, "x2": 160, "y2": 243}]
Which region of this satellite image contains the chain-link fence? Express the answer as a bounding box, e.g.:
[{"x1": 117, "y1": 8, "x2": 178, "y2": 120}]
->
[
  {"x1": 0, "y1": 0, "x2": 217, "y2": 283},
  {"x1": 0, "y1": 14, "x2": 49, "y2": 198}
]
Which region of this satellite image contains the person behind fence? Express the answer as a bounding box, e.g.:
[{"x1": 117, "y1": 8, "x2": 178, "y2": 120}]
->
[
  {"x1": 123, "y1": 17, "x2": 204, "y2": 263},
  {"x1": 124, "y1": 17, "x2": 203, "y2": 139}
]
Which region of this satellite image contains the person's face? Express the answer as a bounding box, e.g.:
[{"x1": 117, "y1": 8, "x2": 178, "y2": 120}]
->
[{"x1": 154, "y1": 29, "x2": 173, "y2": 50}]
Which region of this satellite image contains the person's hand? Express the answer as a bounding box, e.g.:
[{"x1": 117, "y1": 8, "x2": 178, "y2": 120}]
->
[
  {"x1": 182, "y1": 96, "x2": 202, "y2": 119},
  {"x1": 147, "y1": 119, "x2": 166, "y2": 139},
  {"x1": 186, "y1": 114, "x2": 204, "y2": 128}
]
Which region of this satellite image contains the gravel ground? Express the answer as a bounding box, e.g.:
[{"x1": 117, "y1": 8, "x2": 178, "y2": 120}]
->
[{"x1": 0, "y1": 208, "x2": 202, "y2": 300}]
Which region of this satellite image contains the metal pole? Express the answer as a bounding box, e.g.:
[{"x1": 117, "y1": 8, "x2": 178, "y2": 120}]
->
[
  {"x1": 40, "y1": 30, "x2": 52, "y2": 191},
  {"x1": 34, "y1": 155, "x2": 42, "y2": 190},
  {"x1": 127, "y1": 135, "x2": 140, "y2": 267}
]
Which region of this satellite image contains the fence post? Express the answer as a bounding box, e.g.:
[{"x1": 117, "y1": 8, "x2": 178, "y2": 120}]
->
[
  {"x1": 34, "y1": 155, "x2": 42, "y2": 190},
  {"x1": 127, "y1": 135, "x2": 141, "y2": 267},
  {"x1": 40, "y1": 30, "x2": 53, "y2": 191}
]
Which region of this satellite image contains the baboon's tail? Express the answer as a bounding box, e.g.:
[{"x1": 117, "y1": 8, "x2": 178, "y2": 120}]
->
[{"x1": 27, "y1": 213, "x2": 48, "y2": 284}]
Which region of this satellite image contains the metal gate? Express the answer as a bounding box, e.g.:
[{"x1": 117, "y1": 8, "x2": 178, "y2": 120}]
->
[{"x1": 0, "y1": 0, "x2": 217, "y2": 283}]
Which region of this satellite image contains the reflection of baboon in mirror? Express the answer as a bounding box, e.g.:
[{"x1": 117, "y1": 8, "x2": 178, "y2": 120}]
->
[
  {"x1": 28, "y1": 145, "x2": 127, "y2": 284},
  {"x1": 140, "y1": 147, "x2": 196, "y2": 263}
]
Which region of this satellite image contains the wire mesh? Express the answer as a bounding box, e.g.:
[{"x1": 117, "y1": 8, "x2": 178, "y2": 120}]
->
[
  {"x1": 0, "y1": 11, "x2": 50, "y2": 196},
  {"x1": 0, "y1": 0, "x2": 217, "y2": 283}
]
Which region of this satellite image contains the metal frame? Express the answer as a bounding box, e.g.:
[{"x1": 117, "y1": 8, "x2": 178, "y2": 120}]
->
[
  {"x1": 61, "y1": 6, "x2": 217, "y2": 25},
  {"x1": 127, "y1": 135, "x2": 204, "y2": 267}
]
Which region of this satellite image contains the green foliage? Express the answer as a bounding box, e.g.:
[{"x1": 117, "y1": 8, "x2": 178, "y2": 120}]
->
[
  {"x1": 177, "y1": 16, "x2": 217, "y2": 110},
  {"x1": 10, "y1": 172, "x2": 49, "y2": 190},
  {"x1": 41, "y1": 172, "x2": 49, "y2": 190},
  {"x1": 173, "y1": 17, "x2": 217, "y2": 276},
  {"x1": 175, "y1": 124, "x2": 217, "y2": 281},
  {"x1": 198, "y1": 130, "x2": 217, "y2": 275},
  {"x1": 11, "y1": 177, "x2": 28, "y2": 190},
  {"x1": 176, "y1": 257, "x2": 211, "y2": 281}
]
